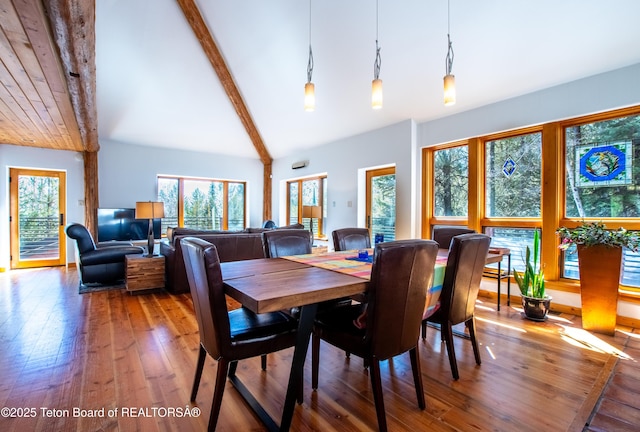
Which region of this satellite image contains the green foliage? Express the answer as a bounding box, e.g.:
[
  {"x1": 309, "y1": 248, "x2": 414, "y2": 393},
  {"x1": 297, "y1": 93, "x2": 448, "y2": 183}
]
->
[
  {"x1": 486, "y1": 133, "x2": 542, "y2": 218},
  {"x1": 565, "y1": 114, "x2": 640, "y2": 218},
  {"x1": 556, "y1": 221, "x2": 639, "y2": 251},
  {"x1": 513, "y1": 229, "x2": 546, "y2": 298},
  {"x1": 434, "y1": 146, "x2": 468, "y2": 217}
]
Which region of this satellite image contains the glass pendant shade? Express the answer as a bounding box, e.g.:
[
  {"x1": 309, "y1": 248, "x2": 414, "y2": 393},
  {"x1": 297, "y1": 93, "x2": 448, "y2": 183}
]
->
[
  {"x1": 371, "y1": 78, "x2": 383, "y2": 109},
  {"x1": 444, "y1": 74, "x2": 456, "y2": 106},
  {"x1": 304, "y1": 82, "x2": 315, "y2": 111}
]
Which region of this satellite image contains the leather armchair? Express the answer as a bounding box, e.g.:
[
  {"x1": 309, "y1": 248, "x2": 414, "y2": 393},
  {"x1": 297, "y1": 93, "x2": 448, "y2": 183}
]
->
[{"x1": 66, "y1": 223, "x2": 144, "y2": 285}]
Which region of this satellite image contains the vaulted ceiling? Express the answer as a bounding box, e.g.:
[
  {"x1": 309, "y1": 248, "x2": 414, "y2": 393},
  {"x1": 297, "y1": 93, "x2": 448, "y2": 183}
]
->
[{"x1": 3, "y1": 0, "x2": 640, "y2": 160}]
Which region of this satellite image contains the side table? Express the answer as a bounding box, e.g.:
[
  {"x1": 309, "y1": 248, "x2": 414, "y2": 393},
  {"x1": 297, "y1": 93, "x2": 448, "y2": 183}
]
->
[
  {"x1": 484, "y1": 247, "x2": 511, "y2": 311},
  {"x1": 125, "y1": 254, "x2": 165, "y2": 292}
]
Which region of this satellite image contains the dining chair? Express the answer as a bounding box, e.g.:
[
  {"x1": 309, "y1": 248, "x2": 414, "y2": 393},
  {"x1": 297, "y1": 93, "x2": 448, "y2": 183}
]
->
[
  {"x1": 421, "y1": 233, "x2": 491, "y2": 380},
  {"x1": 332, "y1": 227, "x2": 371, "y2": 251},
  {"x1": 432, "y1": 226, "x2": 476, "y2": 250},
  {"x1": 181, "y1": 237, "x2": 299, "y2": 431},
  {"x1": 261, "y1": 229, "x2": 312, "y2": 257},
  {"x1": 311, "y1": 239, "x2": 439, "y2": 432}
]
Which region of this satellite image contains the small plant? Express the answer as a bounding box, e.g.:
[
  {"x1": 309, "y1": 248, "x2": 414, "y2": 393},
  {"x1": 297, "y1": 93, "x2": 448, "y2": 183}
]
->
[
  {"x1": 556, "y1": 221, "x2": 639, "y2": 252},
  {"x1": 513, "y1": 229, "x2": 546, "y2": 298}
]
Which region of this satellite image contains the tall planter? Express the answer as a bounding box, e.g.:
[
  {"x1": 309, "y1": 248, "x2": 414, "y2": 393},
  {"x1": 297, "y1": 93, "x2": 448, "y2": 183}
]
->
[{"x1": 576, "y1": 244, "x2": 622, "y2": 335}]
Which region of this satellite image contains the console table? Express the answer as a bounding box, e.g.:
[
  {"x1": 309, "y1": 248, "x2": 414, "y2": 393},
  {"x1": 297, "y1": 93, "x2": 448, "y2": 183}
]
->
[{"x1": 125, "y1": 254, "x2": 165, "y2": 292}]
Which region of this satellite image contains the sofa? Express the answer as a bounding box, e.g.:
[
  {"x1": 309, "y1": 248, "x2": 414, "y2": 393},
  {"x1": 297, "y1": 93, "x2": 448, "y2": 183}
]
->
[{"x1": 160, "y1": 224, "x2": 304, "y2": 294}]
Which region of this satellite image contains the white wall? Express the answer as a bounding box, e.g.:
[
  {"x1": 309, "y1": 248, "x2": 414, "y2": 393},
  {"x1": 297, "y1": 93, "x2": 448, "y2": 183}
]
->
[
  {"x1": 0, "y1": 145, "x2": 85, "y2": 267},
  {"x1": 418, "y1": 63, "x2": 640, "y2": 147},
  {"x1": 98, "y1": 139, "x2": 264, "y2": 228},
  {"x1": 271, "y1": 119, "x2": 418, "y2": 243}
]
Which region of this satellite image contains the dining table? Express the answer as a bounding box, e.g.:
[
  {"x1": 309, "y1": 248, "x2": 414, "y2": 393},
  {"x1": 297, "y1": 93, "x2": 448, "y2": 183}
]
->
[{"x1": 220, "y1": 249, "x2": 446, "y2": 432}]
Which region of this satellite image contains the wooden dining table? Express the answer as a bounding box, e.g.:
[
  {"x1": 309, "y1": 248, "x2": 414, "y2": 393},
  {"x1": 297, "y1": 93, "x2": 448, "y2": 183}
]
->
[{"x1": 220, "y1": 250, "x2": 446, "y2": 432}]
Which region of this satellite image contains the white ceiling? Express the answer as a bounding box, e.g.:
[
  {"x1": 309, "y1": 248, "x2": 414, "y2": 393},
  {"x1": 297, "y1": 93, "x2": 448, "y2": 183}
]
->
[{"x1": 96, "y1": 0, "x2": 640, "y2": 160}]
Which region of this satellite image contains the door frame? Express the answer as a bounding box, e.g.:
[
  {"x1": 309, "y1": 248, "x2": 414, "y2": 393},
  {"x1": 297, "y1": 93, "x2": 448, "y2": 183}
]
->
[{"x1": 9, "y1": 168, "x2": 66, "y2": 269}]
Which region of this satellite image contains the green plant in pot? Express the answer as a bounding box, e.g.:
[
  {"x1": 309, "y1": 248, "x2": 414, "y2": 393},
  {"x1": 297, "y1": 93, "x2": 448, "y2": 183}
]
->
[
  {"x1": 513, "y1": 229, "x2": 551, "y2": 321},
  {"x1": 556, "y1": 221, "x2": 639, "y2": 335}
]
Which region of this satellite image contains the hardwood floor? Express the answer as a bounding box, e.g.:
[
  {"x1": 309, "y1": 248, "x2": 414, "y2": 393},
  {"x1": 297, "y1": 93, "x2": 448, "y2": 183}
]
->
[{"x1": 0, "y1": 267, "x2": 638, "y2": 431}]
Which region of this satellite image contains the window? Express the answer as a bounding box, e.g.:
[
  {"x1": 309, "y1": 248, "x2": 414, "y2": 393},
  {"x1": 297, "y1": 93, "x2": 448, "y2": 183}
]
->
[
  {"x1": 287, "y1": 176, "x2": 327, "y2": 238},
  {"x1": 483, "y1": 131, "x2": 542, "y2": 272},
  {"x1": 562, "y1": 113, "x2": 640, "y2": 286},
  {"x1": 434, "y1": 145, "x2": 468, "y2": 217},
  {"x1": 485, "y1": 132, "x2": 542, "y2": 218},
  {"x1": 422, "y1": 105, "x2": 640, "y2": 294},
  {"x1": 157, "y1": 176, "x2": 246, "y2": 234}
]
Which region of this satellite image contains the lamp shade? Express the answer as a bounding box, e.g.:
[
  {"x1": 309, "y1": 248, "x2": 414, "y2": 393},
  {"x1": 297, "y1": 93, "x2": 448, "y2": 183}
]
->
[
  {"x1": 371, "y1": 78, "x2": 383, "y2": 109},
  {"x1": 302, "y1": 205, "x2": 322, "y2": 219},
  {"x1": 304, "y1": 82, "x2": 315, "y2": 111},
  {"x1": 135, "y1": 201, "x2": 165, "y2": 219},
  {"x1": 444, "y1": 74, "x2": 456, "y2": 106}
]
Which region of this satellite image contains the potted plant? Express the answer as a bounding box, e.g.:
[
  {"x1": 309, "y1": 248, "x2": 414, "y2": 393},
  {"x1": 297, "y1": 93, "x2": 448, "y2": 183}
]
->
[
  {"x1": 513, "y1": 229, "x2": 551, "y2": 321},
  {"x1": 556, "y1": 221, "x2": 639, "y2": 335}
]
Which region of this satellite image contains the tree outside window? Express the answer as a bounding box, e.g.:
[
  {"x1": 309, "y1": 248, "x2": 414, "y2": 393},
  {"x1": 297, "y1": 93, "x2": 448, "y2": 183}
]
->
[{"x1": 157, "y1": 176, "x2": 246, "y2": 233}]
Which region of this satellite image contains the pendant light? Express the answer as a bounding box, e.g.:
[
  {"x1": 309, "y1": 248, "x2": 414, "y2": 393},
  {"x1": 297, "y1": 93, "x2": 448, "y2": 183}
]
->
[
  {"x1": 443, "y1": 0, "x2": 456, "y2": 106},
  {"x1": 371, "y1": 0, "x2": 383, "y2": 109},
  {"x1": 304, "y1": 0, "x2": 315, "y2": 111}
]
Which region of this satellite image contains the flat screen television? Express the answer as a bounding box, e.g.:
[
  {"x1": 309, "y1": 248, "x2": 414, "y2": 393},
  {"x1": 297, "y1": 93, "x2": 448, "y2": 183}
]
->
[{"x1": 97, "y1": 208, "x2": 161, "y2": 242}]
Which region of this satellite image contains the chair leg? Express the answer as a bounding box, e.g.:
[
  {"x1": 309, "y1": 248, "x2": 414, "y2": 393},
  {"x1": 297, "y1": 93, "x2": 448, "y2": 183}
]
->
[
  {"x1": 409, "y1": 347, "x2": 426, "y2": 409},
  {"x1": 466, "y1": 317, "x2": 482, "y2": 366},
  {"x1": 261, "y1": 354, "x2": 267, "y2": 370},
  {"x1": 191, "y1": 345, "x2": 207, "y2": 401},
  {"x1": 208, "y1": 358, "x2": 230, "y2": 431},
  {"x1": 421, "y1": 320, "x2": 427, "y2": 339},
  {"x1": 311, "y1": 332, "x2": 320, "y2": 390},
  {"x1": 441, "y1": 321, "x2": 459, "y2": 380},
  {"x1": 228, "y1": 360, "x2": 238, "y2": 378},
  {"x1": 369, "y1": 359, "x2": 388, "y2": 432}
]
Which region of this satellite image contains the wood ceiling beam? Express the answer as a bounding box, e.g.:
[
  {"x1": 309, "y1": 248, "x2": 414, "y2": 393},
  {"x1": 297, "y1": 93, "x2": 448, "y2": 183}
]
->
[
  {"x1": 40, "y1": 0, "x2": 99, "y2": 153},
  {"x1": 176, "y1": 0, "x2": 273, "y2": 221}
]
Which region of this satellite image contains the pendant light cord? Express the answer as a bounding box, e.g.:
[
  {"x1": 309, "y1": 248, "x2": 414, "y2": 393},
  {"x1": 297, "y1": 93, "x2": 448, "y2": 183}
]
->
[
  {"x1": 307, "y1": 0, "x2": 314, "y2": 83},
  {"x1": 445, "y1": 0, "x2": 454, "y2": 75},
  {"x1": 373, "y1": 0, "x2": 381, "y2": 79}
]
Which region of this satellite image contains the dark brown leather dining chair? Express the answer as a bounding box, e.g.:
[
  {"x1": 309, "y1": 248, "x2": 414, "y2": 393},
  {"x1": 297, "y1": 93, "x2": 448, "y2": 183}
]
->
[
  {"x1": 261, "y1": 229, "x2": 312, "y2": 258},
  {"x1": 181, "y1": 237, "x2": 298, "y2": 431},
  {"x1": 421, "y1": 233, "x2": 491, "y2": 380},
  {"x1": 311, "y1": 239, "x2": 439, "y2": 432},
  {"x1": 332, "y1": 227, "x2": 371, "y2": 251},
  {"x1": 432, "y1": 226, "x2": 476, "y2": 250}
]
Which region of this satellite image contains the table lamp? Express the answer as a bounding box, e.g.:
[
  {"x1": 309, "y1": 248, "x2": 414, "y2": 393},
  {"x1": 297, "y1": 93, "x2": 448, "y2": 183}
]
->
[
  {"x1": 302, "y1": 205, "x2": 322, "y2": 246},
  {"x1": 135, "y1": 201, "x2": 164, "y2": 257}
]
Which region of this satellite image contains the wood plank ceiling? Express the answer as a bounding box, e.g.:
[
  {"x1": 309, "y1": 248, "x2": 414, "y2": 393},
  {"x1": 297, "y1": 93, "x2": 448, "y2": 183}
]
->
[{"x1": 0, "y1": 0, "x2": 93, "y2": 152}]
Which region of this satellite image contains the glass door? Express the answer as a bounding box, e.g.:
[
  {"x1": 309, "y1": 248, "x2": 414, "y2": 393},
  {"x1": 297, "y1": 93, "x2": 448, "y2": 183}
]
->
[
  {"x1": 10, "y1": 168, "x2": 66, "y2": 269},
  {"x1": 366, "y1": 167, "x2": 396, "y2": 242}
]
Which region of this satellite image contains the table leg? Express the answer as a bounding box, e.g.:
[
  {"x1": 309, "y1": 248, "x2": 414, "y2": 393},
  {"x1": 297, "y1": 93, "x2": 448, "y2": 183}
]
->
[
  {"x1": 497, "y1": 260, "x2": 501, "y2": 311},
  {"x1": 279, "y1": 302, "x2": 318, "y2": 431},
  {"x1": 507, "y1": 254, "x2": 511, "y2": 306}
]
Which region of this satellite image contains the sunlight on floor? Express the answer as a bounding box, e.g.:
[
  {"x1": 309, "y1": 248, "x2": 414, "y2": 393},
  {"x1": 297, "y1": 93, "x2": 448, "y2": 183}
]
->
[
  {"x1": 477, "y1": 305, "x2": 635, "y2": 361},
  {"x1": 618, "y1": 329, "x2": 640, "y2": 340},
  {"x1": 476, "y1": 316, "x2": 526, "y2": 333},
  {"x1": 559, "y1": 325, "x2": 633, "y2": 359}
]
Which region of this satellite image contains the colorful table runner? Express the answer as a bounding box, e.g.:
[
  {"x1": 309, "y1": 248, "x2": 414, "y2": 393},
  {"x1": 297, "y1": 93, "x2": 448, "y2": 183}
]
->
[{"x1": 283, "y1": 250, "x2": 447, "y2": 316}]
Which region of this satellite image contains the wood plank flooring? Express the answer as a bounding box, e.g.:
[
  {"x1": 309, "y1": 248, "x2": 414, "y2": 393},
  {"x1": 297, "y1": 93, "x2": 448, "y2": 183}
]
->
[{"x1": 0, "y1": 267, "x2": 638, "y2": 431}]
